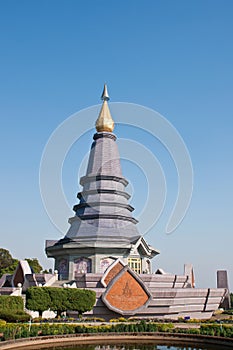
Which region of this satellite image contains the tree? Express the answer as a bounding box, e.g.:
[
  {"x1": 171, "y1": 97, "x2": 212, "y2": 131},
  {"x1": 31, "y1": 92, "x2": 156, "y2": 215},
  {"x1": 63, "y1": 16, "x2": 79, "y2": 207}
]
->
[
  {"x1": 0, "y1": 248, "x2": 19, "y2": 277},
  {"x1": 26, "y1": 286, "x2": 96, "y2": 318},
  {"x1": 0, "y1": 248, "x2": 15, "y2": 270},
  {"x1": 46, "y1": 287, "x2": 69, "y2": 317},
  {"x1": 67, "y1": 288, "x2": 96, "y2": 315},
  {"x1": 25, "y1": 258, "x2": 43, "y2": 273},
  {"x1": 0, "y1": 247, "x2": 44, "y2": 278},
  {"x1": 26, "y1": 287, "x2": 51, "y2": 317},
  {"x1": 26, "y1": 287, "x2": 96, "y2": 318}
]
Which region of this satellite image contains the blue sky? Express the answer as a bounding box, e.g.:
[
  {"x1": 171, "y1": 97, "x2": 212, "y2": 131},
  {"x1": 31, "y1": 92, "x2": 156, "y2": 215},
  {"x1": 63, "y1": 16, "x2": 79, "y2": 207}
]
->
[{"x1": 0, "y1": 0, "x2": 232, "y2": 288}]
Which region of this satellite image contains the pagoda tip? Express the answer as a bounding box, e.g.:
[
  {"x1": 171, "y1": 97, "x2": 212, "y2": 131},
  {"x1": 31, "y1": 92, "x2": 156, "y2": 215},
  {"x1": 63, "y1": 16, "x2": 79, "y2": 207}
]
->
[
  {"x1": 101, "y1": 84, "x2": 110, "y2": 101},
  {"x1": 96, "y1": 84, "x2": 114, "y2": 132}
]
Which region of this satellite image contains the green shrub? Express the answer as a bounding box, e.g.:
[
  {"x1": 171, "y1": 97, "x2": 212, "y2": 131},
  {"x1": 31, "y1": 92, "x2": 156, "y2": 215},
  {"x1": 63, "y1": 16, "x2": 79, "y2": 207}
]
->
[
  {"x1": 2, "y1": 321, "x2": 233, "y2": 341},
  {"x1": 46, "y1": 287, "x2": 69, "y2": 317},
  {"x1": 187, "y1": 328, "x2": 200, "y2": 334},
  {"x1": 26, "y1": 287, "x2": 51, "y2": 317},
  {"x1": 200, "y1": 324, "x2": 233, "y2": 337},
  {"x1": 32, "y1": 316, "x2": 43, "y2": 323},
  {"x1": 83, "y1": 317, "x2": 105, "y2": 322},
  {"x1": 146, "y1": 322, "x2": 158, "y2": 332},
  {"x1": 223, "y1": 309, "x2": 233, "y2": 315},
  {"x1": 0, "y1": 310, "x2": 30, "y2": 323},
  {"x1": 26, "y1": 287, "x2": 96, "y2": 318},
  {"x1": 0, "y1": 295, "x2": 24, "y2": 312},
  {"x1": 157, "y1": 323, "x2": 174, "y2": 332},
  {"x1": 66, "y1": 288, "x2": 96, "y2": 315},
  {"x1": 75, "y1": 325, "x2": 85, "y2": 333}
]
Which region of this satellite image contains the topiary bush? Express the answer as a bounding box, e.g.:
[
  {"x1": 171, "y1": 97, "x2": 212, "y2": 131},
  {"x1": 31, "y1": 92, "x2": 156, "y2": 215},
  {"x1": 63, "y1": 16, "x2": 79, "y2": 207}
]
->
[
  {"x1": 0, "y1": 296, "x2": 29, "y2": 323},
  {"x1": 26, "y1": 287, "x2": 51, "y2": 317},
  {"x1": 26, "y1": 287, "x2": 96, "y2": 317},
  {"x1": 0, "y1": 295, "x2": 24, "y2": 312},
  {"x1": 0, "y1": 310, "x2": 30, "y2": 323},
  {"x1": 66, "y1": 288, "x2": 96, "y2": 315}
]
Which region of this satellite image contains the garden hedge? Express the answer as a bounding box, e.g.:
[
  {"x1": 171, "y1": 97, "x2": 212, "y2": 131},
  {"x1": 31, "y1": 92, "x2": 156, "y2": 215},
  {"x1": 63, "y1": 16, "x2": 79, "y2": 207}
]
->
[
  {"x1": 1, "y1": 321, "x2": 233, "y2": 341},
  {"x1": 26, "y1": 287, "x2": 96, "y2": 317},
  {"x1": 0, "y1": 295, "x2": 29, "y2": 322},
  {"x1": 0, "y1": 295, "x2": 24, "y2": 312}
]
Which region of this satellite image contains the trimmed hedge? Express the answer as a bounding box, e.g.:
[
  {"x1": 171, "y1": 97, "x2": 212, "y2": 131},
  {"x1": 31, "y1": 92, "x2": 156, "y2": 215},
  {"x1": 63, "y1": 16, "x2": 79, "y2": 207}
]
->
[
  {"x1": 200, "y1": 324, "x2": 233, "y2": 338},
  {"x1": 0, "y1": 295, "x2": 29, "y2": 323},
  {"x1": 0, "y1": 311, "x2": 30, "y2": 323},
  {"x1": 26, "y1": 287, "x2": 96, "y2": 317},
  {"x1": 1, "y1": 322, "x2": 233, "y2": 341},
  {"x1": 0, "y1": 296, "x2": 24, "y2": 312},
  {"x1": 0, "y1": 321, "x2": 174, "y2": 340},
  {"x1": 26, "y1": 286, "x2": 51, "y2": 317},
  {"x1": 223, "y1": 309, "x2": 233, "y2": 315}
]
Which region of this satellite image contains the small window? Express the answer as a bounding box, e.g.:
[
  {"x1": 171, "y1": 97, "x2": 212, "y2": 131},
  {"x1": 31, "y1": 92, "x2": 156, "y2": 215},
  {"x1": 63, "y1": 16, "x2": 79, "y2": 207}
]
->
[{"x1": 128, "y1": 258, "x2": 142, "y2": 274}]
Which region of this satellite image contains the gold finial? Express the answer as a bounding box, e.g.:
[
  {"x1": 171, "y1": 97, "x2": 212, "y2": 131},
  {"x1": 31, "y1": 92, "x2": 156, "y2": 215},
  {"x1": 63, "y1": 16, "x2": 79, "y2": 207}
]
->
[{"x1": 95, "y1": 84, "x2": 114, "y2": 132}]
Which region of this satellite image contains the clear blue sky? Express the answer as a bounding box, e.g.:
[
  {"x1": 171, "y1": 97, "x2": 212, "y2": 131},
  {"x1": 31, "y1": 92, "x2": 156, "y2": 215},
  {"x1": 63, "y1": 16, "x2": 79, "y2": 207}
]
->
[{"x1": 0, "y1": 0, "x2": 232, "y2": 288}]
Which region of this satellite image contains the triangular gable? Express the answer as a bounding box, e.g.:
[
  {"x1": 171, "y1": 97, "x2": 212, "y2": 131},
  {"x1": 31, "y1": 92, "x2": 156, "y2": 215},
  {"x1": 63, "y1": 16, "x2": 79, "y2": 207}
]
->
[
  {"x1": 130, "y1": 236, "x2": 159, "y2": 257},
  {"x1": 12, "y1": 260, "x2": 32, "y2": 287}
]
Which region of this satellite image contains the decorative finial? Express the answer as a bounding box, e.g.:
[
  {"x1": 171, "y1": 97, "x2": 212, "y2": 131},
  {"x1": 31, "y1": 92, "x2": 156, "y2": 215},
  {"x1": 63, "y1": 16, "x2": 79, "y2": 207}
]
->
[
  {"x1": 95, "y1": 84, "x2": 114, "y2": 132},
  {"x1": 101, "y1": 84, "x2": 110, "y2": 101}
]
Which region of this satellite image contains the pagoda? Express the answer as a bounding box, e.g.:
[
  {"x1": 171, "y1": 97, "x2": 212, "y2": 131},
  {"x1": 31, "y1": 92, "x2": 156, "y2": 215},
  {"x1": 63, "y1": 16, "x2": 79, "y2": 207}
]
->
[
  {"x1": 46, "y1": 85, "x2": 159, "y2": 280},
  {"x1": 0, "y1": 86, "x2": 227, "y2": 320}
]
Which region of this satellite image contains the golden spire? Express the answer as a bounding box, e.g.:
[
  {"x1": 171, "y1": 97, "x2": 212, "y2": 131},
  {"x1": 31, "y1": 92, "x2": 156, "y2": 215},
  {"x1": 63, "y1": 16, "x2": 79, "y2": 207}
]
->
[{"x1": 95, "y1": 84, "x2": 114, "y2": 132}]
